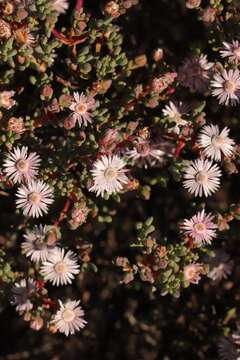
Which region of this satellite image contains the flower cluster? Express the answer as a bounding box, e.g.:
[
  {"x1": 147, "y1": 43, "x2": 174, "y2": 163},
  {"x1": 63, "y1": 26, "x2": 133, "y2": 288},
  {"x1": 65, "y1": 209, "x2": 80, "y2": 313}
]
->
[{"x1": 0, "y1": 1, "x2": 239, "y2": 357}]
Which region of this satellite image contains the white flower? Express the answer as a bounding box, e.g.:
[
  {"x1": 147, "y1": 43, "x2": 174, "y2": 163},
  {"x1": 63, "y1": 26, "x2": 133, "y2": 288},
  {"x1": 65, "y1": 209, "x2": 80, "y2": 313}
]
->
[
  {"x1": 11, "y1": 278, "x2": 35, "y2": 314},
  {"x1": 162, "y1": 101, "x2": 189, "y2": 134},
  {"x1": 40, "y1": 248, "x2": 80, "y2": 286},
  {"x1": 3, "y1": 146, "x2": 40, "y2": 184},
  {"x1": 22, "y1": 225, "x2": 57, "y2": 263},
  {"x1": 208, "y1": 250, "x2": 234, "y2": 282},
  {"x1": 16, "y1": 180, "x2": 54, "y2": 218},
  {"x1": 220, "y1": 40, "x2": 240, "y2": 64},
  {"x1": 126, "y1": 139, "x2": 165, "y2": 168},
  {"x1": 90, "y1": 155, "x2": 128, "y2": 197},
  {"x1": 211, "y1": 69, "x2": 240, "y2": 106},
  {"x1": 197, "y1": 124, "x2": 235, "y2": 161},
  {"x1": 51, "y1": 0, "x2": 69, "y2": 14},
  {"x1": 70, "y1": 92, "x2": 95, "y2": 127},
  {"x1": 183, "y1": 158, "x2": 221, "y2": 197},
  {"x1": 181, "y1": 209, "x2": 217, "y2": 245},
  {"x1": 52, "y1": 300, "x2": 87, "y2": 336}
]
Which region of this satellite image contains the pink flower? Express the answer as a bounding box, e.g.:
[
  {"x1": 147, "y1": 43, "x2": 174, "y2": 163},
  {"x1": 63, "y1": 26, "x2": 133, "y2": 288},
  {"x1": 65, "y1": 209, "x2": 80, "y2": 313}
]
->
[
  {"x1": 30, "y1": 316, "x2": 44, "y2": 331},
  {"x1": 220, "y1": 40, "x2": 240, "y2": 64},
  {"x1": 0, "y1": 90, "x2": 15, "y2": 109},
  {"x1": 207, "y1": 250, "x2": 234, "y2": 282},
  {"x1": 69, "y1": 204, "x2": 89, "y2": 230},
  {"x1": 178, "y1": 54, "x2": 213, "y2": 92},
  {"x1": 181, "y1": 209, "x2": 217, "y2": 245},
  {"x1": 7, "y1": 117, "x2": 25, "y2": 134},
  {"x1": 69, "y1": 92, "x2": 95, "y2": 127},
  {"x1": 150, "y1": 72, "x2": 177, "y2": 94},
  {"x1": 183, "y1": 263, "x2": 204, "y2": 284},
  {"x1": 51, "y1": 0, "x2": 69, "y2": 14},
  {"x1": 126, "y1": 139, "x2": 165, "y2": 168}
]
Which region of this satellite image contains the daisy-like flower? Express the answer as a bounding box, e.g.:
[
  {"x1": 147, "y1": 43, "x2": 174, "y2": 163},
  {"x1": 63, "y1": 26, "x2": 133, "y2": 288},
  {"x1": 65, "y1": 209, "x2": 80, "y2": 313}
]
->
[
  {"x1": 14, "y1": 28, "x2": 35, "y2": 47},
  {"x1": 16, "y1": 180, "x2": 54, "y2": 218},
  {"x1": 211, "y1": 69, "x2": 240, "y2": 106},
  {"x1": 69, "y1": 92, "x2": 95, "y2": 127},
  {"x1": 52, "y1": 300, "x2": 87, "y2": 336},
  {"x1": 207, "y1": 250, "x2": 234, "y2": 282},
  {"x1": 126, "y1": 139, "x2": 165, "y2": 168},
  {"x1": 218, "y1": 336, "x2": 238, "y2": 360},
  {"x1": 183, "y1": 263, "x2": 204, "y2": 284},
  {"x1": 183, "y1": 158, "x2": 221, "y2": 197},
  {"x1": 90, "y1": 155, "x2": 128, "y2": 197},
  {"x1": 181, "y1": 209, "x2": 217, "y2": 245},
  {"x1": 22, "y1": 225, "x2": 57, "y2": 263},
  {"x1": 220, "y1": 40, "x2": 240, "y2": 64},
  {"x1": 51, "y1": 0, "x2": 69, "y2": 14},
  {"x1": 178, "y1": 54, "x2": 213, "y2": 93},
  {"x1": 11, "y1": 278, "x2": 35, "y2": 314},
  {"x1": 162, "y1": 101, "x2": 189, "y2": 134},
  {"x1": 3, "y1": 146, "x2": 40, "y2": 184},
  {"x1": 197, "y1": 124, "x2": 235, "y2": 161},
  {"x1": 40, "y1": 248, "x2": 80, "y2": 286}
]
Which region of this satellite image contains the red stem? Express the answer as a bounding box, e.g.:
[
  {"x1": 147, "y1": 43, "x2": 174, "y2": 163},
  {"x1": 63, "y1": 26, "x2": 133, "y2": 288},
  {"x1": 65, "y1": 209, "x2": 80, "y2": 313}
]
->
[
  {"x1": 54, "y1": 197, "x2": 72, "y2": 226},
  {"x1": 51, "y1": 28, "x2": 67, "y2": 41},
  {"x1": 174, "y1": 139, "x2": 186, "y2": 159},
  {"x1": 76, "y1": 0, "x2": 84, "y2": 11}
]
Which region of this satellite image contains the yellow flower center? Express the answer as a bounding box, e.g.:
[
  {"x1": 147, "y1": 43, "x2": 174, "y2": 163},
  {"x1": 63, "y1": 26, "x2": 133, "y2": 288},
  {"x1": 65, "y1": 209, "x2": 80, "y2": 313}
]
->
[
  {"x1": 224, "y1": 80, "x2": 236, "y2": 94},
  {"x1": 62, "y1": 309, "x2": 75, "y2": 322},
  {"x1": 211, "y1": 135, "x2": 224, "y2": 147},
  {"x1": 194, "y1": 222, "x2": 206, "y2": 233},
  {"x1": 28, "y1": 192, "x2": 41, "y2": 204},
  {"x1": 104, "y1": 167, "x2": 117, "y2": 180},
  {"x1": 16, "y1": 159, "x2": 29, "y2": 172},
  {"x1": 15, "y1": 29, "x2": 28, "y2": 44},
  {"x1": 195, "y1": 171, "x2": 208, "y2": 184},
  {"x1": 76, "y1": 103, "x2": 87, "y2": 114},
  {"x1": 54, "y1": 261, "x2": 66, "y2": 274}
]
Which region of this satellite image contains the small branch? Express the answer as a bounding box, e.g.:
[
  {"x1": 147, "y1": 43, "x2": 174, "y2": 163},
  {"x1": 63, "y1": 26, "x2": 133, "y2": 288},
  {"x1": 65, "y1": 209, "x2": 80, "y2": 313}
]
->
[
  {"x1": 76, "y1": 0, "x2": 84, "y2": 12},
  {"x1": 51, "y1": 28, "x2": 87, "y2": 46},
  {"x1": 54, "y1": 197, "x2": 72, "y2": 226},
  {"x1": 174, "y1": 139, "x2": 186, "y2": 159}
]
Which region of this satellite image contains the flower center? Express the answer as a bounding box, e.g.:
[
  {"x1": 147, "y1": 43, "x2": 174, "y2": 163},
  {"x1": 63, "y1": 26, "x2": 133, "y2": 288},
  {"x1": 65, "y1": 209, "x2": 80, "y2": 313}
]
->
[
  {"x1": 75, "y1": 103, "x2": 87, "y2": 114},
  {"x1": 195, "y1": 171, "x2": 208, "y2": 184},
  {"x1": 211, "y1": 135, "x2": 224, "y2": 147},
  {"x1": 62, "y1": 309, "x2": 75, "y2": 322},
  {"x1": 54, "y1": 261, "x2": 66, "y2": 274},
  {"x1": 194, "y1": 222, "x2": 206, "y2": 233},
  {"x1": 224, "y1": 80, "x2": 236, "y2": 94},
  {"x1": 34, "y1": 237, "x2": 45, "y2": 250},
  {"x1": 104, "y1": 167, "x2": 117, "y2": 180},
  {"x1": 138, "y1": 143, "x2": 151, "y2": 156},
  {"x1": 16, "y1": 159, "x2": 29, "y2": 172},
  {"x1": 28, "y1": 192, "x2": 41, "y2": 204},
  {"x1": 188, "y1": 270, "x2": 195, "y2": 278}
]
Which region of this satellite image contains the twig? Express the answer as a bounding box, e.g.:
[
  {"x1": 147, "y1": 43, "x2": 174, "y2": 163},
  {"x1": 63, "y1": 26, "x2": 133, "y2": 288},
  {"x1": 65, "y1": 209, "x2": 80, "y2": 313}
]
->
[{"x1": 76, "y1": 0, "x2": 84, "y2": 12}]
